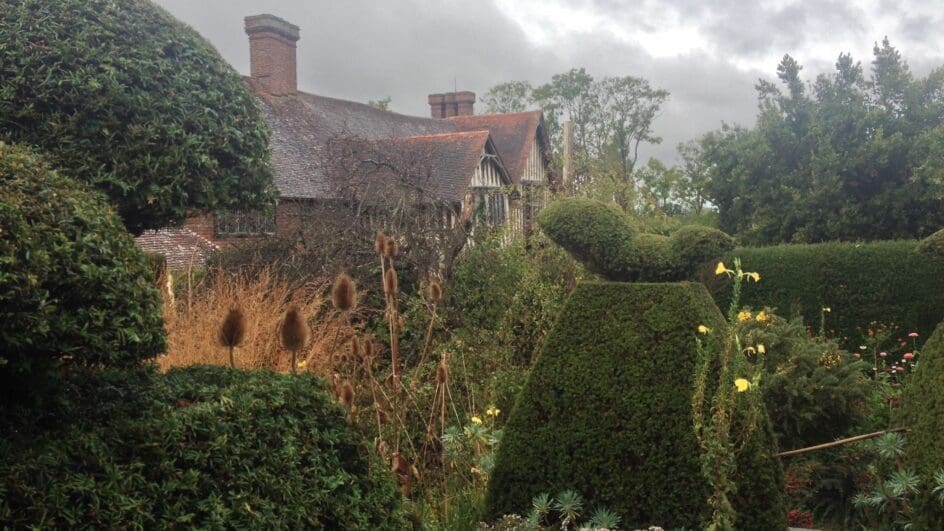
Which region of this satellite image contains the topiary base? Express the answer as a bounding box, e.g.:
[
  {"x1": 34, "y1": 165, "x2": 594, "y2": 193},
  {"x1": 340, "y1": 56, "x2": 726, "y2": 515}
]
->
[{"x1": 484, "y1": 281, "x2": 785, "y2": 529}]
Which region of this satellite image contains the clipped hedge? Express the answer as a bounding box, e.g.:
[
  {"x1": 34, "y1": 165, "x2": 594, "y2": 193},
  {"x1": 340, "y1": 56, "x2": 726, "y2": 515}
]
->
[
  {"x1": 0, "y1": 0, "x2": 275, "y2": 233},
  {"x1": 0, "y1": 366, "x2": 405, "y2": 529},
  {"x1": 705, "y1": 241, "x2": 944, "y2": 347},
  {"x1": 0, "y1": 142, "x2": 164, "y2": 397},
  {"x1": 484, "y1": 281, "x2": 784, "y2": 528},
  {"x1": 537, "y1": 198, "x2": 733, "y2": 281},
  {"x1": 901, "y1": 321, "x2": 944, "y2": 528}
]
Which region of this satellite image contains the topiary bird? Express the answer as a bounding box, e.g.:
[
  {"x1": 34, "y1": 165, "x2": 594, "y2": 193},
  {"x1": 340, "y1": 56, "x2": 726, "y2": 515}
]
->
[{"x1": 537, "y1": 198, "x2": 735, "y2": 281}]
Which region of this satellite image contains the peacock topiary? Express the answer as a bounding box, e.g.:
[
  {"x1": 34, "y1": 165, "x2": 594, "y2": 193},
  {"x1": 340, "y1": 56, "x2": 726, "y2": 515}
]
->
[{"x1": 484, "y1": 198, "x2": 786, "y2": 529}]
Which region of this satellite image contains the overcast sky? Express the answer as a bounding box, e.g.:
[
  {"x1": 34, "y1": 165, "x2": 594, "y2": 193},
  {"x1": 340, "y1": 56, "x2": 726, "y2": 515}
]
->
[{"x1": 153, "y1": 0, "x2": 944, "y2": 164}]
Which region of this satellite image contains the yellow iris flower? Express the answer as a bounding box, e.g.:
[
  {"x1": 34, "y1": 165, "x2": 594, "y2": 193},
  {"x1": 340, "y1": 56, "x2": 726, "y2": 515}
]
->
[
  {"x1": 698, "y1": 324, "x2": 711, "y2": 335},
  {"x1": 735, "y1": 378, "x2": 751, "y2": 392},
  {"x1": 471, "y1": 416, "x2": 482, "y2": 425},
  {"x1": 715, "y1": 262, "x2": 727, "y2": 275}
]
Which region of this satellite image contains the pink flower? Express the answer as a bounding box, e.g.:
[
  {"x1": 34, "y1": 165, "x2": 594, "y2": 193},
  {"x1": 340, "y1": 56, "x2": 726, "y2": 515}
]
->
[
  {"x1": 904, "y1": 352, "x2": 915, "y2": 360},
  {"x1": 897, "y1": 366, "x2": 905, "y2": 373},
  {"x1": 879, "y1": 352, "x2": 888, "y2": 358},
  {"x1": 908, "y1": 332, "x2": 919, "y2": 338}
]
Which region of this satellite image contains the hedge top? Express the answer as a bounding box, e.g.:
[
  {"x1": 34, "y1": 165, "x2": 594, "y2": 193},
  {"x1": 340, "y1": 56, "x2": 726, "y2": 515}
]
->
[
  {"x1": 537, "y1": 198, "x2": 734, "y2": 281},
  {"x1": 0, "y1": 0, "x2": 276, "y2": 233}
]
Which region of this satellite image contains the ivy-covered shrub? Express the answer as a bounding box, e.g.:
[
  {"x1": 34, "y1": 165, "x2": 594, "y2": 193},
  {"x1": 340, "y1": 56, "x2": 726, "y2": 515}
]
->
[
  {"x1": 0, "y1": 0, "x2": 275, "y2": 233},
  {"x1": 484, "y1": 281, "x2": 782, "y2": 528},
  {"x1": 705, "y1": 241, "x2": 944, "y2": 347},
  {"x1": 0, "y1": 142, "x2": 164, "y2": 398},
  {"x1": 901, "y1": 321, "x2": 944, "y2": 528},
  {"x1": 0, "y1": 366, "x2": 405, "y2": 529},
  {"x1": 537, "y1": 198, "x2": 734, "y2": 281}
]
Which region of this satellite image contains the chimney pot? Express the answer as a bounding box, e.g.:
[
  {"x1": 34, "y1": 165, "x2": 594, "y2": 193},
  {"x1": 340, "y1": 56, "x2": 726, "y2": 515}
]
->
[
  {"x1": 245, "y1": 14, "x2": 300, "y2": 96},
  {"x1": 428, "y1": 91, "x2": 475, "y2": 118}
]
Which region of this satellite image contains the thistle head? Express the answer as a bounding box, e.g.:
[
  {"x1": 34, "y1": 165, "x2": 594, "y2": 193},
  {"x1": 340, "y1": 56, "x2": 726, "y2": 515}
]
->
[
  {"x1": 218, "y1": 308, "x2": 246, "y2": 348},
  {"x1": 280, "y1": 307, "x2": 310, "y2": 352},
  {"x1": 332, "y1": 272, "x2": 357, "y2": 312}
]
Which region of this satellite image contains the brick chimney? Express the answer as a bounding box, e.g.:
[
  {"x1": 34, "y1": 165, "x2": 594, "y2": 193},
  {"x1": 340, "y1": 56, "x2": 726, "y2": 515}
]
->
[
  {"x1": 428, "y1": 91, "x2": 475, "y2": 118},
  {"x1": 245, "y1": 14, "x2": 300, "y2": 96}
]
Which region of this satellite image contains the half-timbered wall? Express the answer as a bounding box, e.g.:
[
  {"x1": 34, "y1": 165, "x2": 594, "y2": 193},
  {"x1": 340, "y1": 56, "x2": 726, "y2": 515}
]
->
[{"x1": 521, "y1": 137, "x2": 545, "y2": 184}]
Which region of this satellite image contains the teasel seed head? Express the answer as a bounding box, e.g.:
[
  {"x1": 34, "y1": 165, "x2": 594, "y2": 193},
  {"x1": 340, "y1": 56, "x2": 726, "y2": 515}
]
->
[
  {"x1": 218, "y1": 308, "x2": 246, "y2": 348},
  {"x1": 332, "y1": 272, "x2": 357, "y2": 312},
  {"x1": 428, "y1": 280, "x2": 442, "y2": 303},
  {"x1": 280, "y1": 307, "x2": 310, "y2": 352},
  {"x1": 339, "y1": 381, "x2": 355, "y2": 407},
  {"x1": 363, "y1": 337, "x2": 374, "y2": 359},
  {"x1": 374, "y1": 231, "x2": 387, "y2": 254},
  {"x1": 384, "y1": 236, "x2": 398, "y2": 258},
  {"x1": 436, "y1": 362, "x2": 449, "y2": 385},
  {"x1": 391, "y1": 452, "x2": 409, "y2": 475},
  {"x1": 350, "y1": 335, "x2": 361, "y2": 359},
  {"x1": 384, "y1": 267, "x2": 398, "y2": 296}
]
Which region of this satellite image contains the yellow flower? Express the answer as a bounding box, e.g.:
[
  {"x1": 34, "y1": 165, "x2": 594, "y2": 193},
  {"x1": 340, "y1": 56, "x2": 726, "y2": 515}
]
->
[
  {"x1": 757, "y1": 344, "x2": 766, "y2": 354},
  {"x1": 737, "y1": 310, "x2": 752, "y2": 322},
  {"x1": 755, "y1": 310, "x2": 769, "y2": 323},
  {"x1": 715, "y1": 262, "x2": 727, "y2": 275},
  {"x1": 486, "y1": 406, "x2": 501, "y2": 417},
  {"x1": 698, "y1": 324, "x2": 711, "y2": 335},
  {"x1": 735, "y1": 378, "x2": 751, "y2": 392},
  {"x1": 746, "y1": 272, "x2": 761, "y2": 282},
  {"x1": 471, "y1": 416, "x2": 482, "y2": 425},
  {"x1": 822, "y1": 307, "x2": 831, "y2": 313}
]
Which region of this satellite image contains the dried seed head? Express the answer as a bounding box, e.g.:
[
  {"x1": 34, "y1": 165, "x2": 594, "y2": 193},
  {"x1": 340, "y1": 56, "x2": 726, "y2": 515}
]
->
[
  {"x1": 436, "y1": 363, "x2": 448, "y2": 385},
  {"x1": 384, "y1": 236, "x2": 398, "y2": 258},
  {"x1": 374, "y1": 231, "x2": 387, "y2": 254},
  {"x1": 384, "y1": 267, "x2": 398, "y2": 296},
  {"x1": 339, "y1": 381, "x2": 355, "y2": 406},
  {"x1": 218, "y1": 308, "x2": 246, "y2": 348},
  {"x1": 391, "y1": 452, "x2": 409, "y2": 475},
  {"x1": 363, "y1": 338, "x2": 374, "y2": 359},
  {"x1": 332, "y1": 273, "x2": 357, "y2": 312},
  {"x1": 428, "y1": 280, "x2": 442, "y2": 303},
  {"x1": 350, "y1": 336, "x2": 362, "y2": 359},
  {"x1": 280, "y1": 307, "x2": 310, "y2": 352}
]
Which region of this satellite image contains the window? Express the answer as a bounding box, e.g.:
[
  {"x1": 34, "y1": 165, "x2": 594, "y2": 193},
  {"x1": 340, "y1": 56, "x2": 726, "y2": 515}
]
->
[{"x1": 215, "y1": 209, "x2": 275, "y2": 237}]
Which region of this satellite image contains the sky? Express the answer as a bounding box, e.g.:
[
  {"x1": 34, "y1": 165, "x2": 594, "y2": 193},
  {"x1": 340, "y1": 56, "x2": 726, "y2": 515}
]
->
[{"x1": 153, "y1": 0, "x2": 944, "y2": 164}]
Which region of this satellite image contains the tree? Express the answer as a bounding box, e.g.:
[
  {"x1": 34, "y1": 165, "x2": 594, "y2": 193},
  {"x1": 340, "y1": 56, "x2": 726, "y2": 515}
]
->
[
  {"x1": 698, "y1": 42, "x2": 944, "y2": 244},
  {"x1": 481, "y1": 81, "x2": 533, "y2": 114},
  {"x1": 368, "y1": 96, "x2": 392, "y2": 111},
  {"x1": 0, "y1": 0, "x2": 276, "y2": 234}
]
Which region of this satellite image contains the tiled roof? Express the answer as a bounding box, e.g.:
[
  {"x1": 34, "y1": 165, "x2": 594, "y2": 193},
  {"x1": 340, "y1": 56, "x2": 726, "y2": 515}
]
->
[
  {"x1": 135, "y1": 228, "x2": 219, "y2": 269},
  {"x1": 446, "y1": 111, "x2": 548, "y2": 185},
  {"x1": 245, "y1": 78, "x2": 543, "y2": 200},
  {"x1": 353, "y1": 131, "x2": 503, "y2": 203}
]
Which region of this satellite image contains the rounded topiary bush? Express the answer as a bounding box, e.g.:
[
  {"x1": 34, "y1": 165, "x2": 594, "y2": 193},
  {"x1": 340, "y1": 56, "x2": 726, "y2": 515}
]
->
[
  {"x1": 0, "y1": 366, "x2": 406, "y2": 529},
  {"x1": 0, "y1": 142, "x2": 164, "y2": 395},
  {"x1": 670, "y1": 224, "x2": 736, "y2": 274},
  {"x1": 901, "y1": 321, "x2": 944, "y2": 528},
  {"x1": 917, "y1": 228, "x2": 944, "y2": 259},
  {"x1": 0, "y1": 0, "x2": 275, "y2": 233}
]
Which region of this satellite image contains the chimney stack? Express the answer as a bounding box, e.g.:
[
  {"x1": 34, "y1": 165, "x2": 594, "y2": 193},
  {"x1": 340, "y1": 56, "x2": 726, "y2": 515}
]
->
[
  {"x1": 245, "y1": 14, "x2": 300, "y2": 96},
  {"x1": 428, "y1": 91, "x2": 475, "y2": 118}
]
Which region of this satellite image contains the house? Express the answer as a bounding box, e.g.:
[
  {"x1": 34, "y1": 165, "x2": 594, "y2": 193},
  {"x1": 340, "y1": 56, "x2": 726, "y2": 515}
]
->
[{"x1": 138, "y1": 14, "x2": 552, "y2": 263}]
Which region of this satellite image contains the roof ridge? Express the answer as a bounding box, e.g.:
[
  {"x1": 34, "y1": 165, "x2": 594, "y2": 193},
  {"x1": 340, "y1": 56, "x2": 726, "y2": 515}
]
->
[{"x1": 383, "y1": 130, "x2": 490, "y2": 141}]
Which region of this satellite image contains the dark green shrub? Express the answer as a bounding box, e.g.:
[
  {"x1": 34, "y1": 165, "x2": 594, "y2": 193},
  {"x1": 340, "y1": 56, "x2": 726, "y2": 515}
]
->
[
  {"x1": 917, "y1": 228, "x2": 944, "y2": 259},
  {"x1": 0, "y1": 0, "x2": 275, "y2": 233},
  {"x1": 705, "y1": 241, "x2": 944, "y2": 348},
  {"x1": 736, "y1": 311, "x2": 873, "y2": 450},
  {"x1": 537, "y1": 198, "x2": 734, "y2": 281},
  {"x1": 0, "y1": 366, "x2": 406, "y2": 529},
  {"x1": 484, "y1": 281, "x2": 782, "y2": 528},
  {"x1": 0, "y1": 142, "x2": 164, "y2": 398},
  {"x1": 901, "y1": 321, "x2": 944, "y2": 527}
]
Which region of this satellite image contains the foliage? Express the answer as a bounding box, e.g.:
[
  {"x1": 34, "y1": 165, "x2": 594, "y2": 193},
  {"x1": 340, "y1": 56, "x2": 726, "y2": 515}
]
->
[
  {"x1": 0, "y1": 366, "x2": 405, "y2": 529},
  {"x1": 0, "y1": 142, "x2": 164, "y2": 401},
  {"x1": 734, "y1": 310, "x2": 873, "y2": 450},
  {"x1": 479, "y1": 490, "x2": 621, "y2": 530},
  {"x1": 537, "y1": 198, "x2": 734, "y2": 281},
  {"x1": 696, "y1": 41, "x2": 944, "y2": 244},
  {"x1": 0, "y1": 0, "x2": 275, "y2": 233},
  {"x1": 692, "y1": 259, "x2": 787, "y2": 531},
  {"x1": 917, "y1": 228, "x2": 944, "y2": 259},
  {"x1": 901, "y1": 320, "x2": 944, "y2": 527},
  {"x1": 484, "y1": 281, "x2": 730, "y2": 528},
  {"x1": 705, "y1": 240, "x2": 944, "y2": 349}
]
